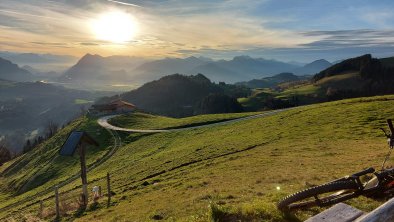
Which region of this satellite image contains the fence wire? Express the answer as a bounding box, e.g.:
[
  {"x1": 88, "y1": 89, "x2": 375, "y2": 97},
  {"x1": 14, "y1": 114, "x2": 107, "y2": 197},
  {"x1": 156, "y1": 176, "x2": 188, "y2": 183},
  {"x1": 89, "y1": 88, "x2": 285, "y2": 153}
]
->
[{"x1": 32, "y1": 175, "x2": 111, "y2": 220}]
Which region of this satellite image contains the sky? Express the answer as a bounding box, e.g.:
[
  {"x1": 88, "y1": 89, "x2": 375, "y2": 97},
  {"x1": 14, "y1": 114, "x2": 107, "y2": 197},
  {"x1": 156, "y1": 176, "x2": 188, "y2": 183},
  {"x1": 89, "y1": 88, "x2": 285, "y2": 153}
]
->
[{"x1": 0, "y1": 0, "x2": 394, "y2": 62}]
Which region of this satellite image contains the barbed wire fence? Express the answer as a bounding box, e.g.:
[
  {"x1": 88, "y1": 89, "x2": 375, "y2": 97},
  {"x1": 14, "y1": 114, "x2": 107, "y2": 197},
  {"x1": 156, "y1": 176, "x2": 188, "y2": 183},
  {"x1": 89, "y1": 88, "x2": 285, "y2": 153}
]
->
[
  {"x1": 4, "y1": 173, "x2": 113, "y2": 222},
  {"x1": 39, "y1": 173, "x2": 112, "y2": 221},
  {"x1": 1, "y1": 128, "x2": 121, "y2": 221}
]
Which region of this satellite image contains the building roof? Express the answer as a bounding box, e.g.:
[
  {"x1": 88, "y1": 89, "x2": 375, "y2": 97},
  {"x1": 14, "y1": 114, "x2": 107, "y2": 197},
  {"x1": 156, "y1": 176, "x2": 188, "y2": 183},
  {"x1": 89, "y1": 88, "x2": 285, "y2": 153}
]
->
[
  {"x1": 90, "y1": 99, "x2": 136, "y2": 111},
  {"x1": 59, "y1": 131, "x2": 99, "y2": 156},
  {"x1": 110, "y1": 99, "x2": 136, "y2": 108},
  {"x1": 91, "y1": 104, "x2": 117, "y2": 111}
]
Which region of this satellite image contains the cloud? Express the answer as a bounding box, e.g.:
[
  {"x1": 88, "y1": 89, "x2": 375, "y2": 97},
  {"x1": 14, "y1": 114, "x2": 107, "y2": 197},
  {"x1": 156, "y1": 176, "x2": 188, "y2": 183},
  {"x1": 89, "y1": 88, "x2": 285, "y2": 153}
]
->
[
  {"x1": 173, "y1": 28, "x2": 394, "y2": 62},
  {"x1": 30, "y1": 42, "x2": 69, "y2": 47},
  {"x1": 300, "y1": 30, "x2": 394, "y2": 49},
  {"x1": 80, "y1": 42, "x2": 100, "y2": 46},
  {"x1": 106, "y1": 0, "x2": 142, "y2": 8},
  {"x1": 0, "y1": 0, "x2": 394, "y2": 61},
  {"x1": 302, "y1": 30, "x2": 394, "y2": 38},
  {"x1": 0, "y1": 9, "x2": 57, "y2": 20}
]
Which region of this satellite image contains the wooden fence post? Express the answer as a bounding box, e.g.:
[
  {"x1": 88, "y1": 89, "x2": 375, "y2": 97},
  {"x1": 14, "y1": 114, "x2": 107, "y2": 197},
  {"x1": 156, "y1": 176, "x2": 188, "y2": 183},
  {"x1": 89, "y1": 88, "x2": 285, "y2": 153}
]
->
[
  {"x1": 55, "y1": 186, "x2": 60, "y2": 219},
  {"x1": 107, "y1": 172, "x2": 111, "y2": 208},
  {"x1": 79, "y1": 144, "x2": 88, "y2": 207},
  {"x1": 39, "y1": 200, "x2": 43, "y2": 218}
]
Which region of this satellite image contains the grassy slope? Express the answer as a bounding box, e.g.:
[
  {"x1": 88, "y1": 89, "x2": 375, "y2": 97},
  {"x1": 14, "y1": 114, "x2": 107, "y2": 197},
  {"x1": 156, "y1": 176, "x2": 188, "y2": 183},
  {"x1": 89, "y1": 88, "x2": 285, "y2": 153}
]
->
[
  {"x1": 2, "y1": 96, "x2": 394, "y2": 221},
  {"x1": 0, "y1": 117, "x2": 113, "y2": 214},
  {"x1": 239, "y1": 73, "x2": 367, "y2": 111},
  {"x1": 238, "y1": 89, "x2": 275, "y2": 111},
  {"x1": 78, "y1": 96, "x2": 394, "y2": 221},
  {"x1": 278, "y1": 72, "x2": 364, "y2": 98},
  {"x1": 108, "y1": 112, "x2": 259, "y2": 129}
]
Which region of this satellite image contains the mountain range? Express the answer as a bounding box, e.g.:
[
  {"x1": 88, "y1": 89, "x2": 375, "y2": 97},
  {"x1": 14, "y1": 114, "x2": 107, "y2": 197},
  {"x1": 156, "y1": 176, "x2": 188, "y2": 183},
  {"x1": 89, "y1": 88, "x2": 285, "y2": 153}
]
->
[
  {"x1": 0, "y1": 52, "x2": 78, "y2": 73},
  {"x1": 21, "y1": 65, "x2": 60, "y2": 78},
  {"x1": 0, "y1": 51, "x2": 334, "y2": 86},
  {"x1": 0, "y1": 52, "x2": 76, "y2": 64},
  {"x1": 0, "y1": 78, "x2": 110, "y2": 152},
  {"x1": 0, "y1": 57, "x2": 34, "y2": 82},
  {"x1": 131, "y1": 55, "x2": 329, "y2": 83},
  {"x1": 97, "y1": 73, "x2": 249, "y2": 117},
  {"x1": 236, "y1": 72, "x2": 310, "y2": 89},
  {"x1": 59, "y1": 53, "x2": 149, "y2": 85},
  {"x1": 311, "y1": 54, "x2": 394, "y2": 97},
  {"x1": 292, "y1": 59, "x2": 332, "y2": 75},
  {"x1": 58, "y1": 54, "x2": 332, "y2": 86}
]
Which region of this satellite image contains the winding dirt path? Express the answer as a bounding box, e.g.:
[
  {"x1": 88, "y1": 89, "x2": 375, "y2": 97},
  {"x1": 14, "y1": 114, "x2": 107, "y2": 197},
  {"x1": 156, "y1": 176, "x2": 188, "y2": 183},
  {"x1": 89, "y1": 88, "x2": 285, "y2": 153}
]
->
[{"x1": 97, "y1": 108, "x2": 293, "y2": 132}]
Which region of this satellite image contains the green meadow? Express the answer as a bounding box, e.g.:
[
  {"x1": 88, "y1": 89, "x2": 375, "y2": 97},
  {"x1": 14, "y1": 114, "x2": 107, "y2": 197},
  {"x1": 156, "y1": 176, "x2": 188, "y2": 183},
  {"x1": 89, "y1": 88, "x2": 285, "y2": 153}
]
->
[
  {"x1": 1, "y1": 95, "x2": 394, "y2": 221},
  {"x1": 109, "y1": 112, "x2": 259, "y2": 130}
]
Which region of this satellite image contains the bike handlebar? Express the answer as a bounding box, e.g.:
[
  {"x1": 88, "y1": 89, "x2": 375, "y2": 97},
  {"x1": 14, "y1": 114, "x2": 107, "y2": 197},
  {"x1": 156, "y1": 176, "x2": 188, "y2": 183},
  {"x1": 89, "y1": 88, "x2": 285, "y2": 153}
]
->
[{"x1": 352, "y1": 167, "x2": 375, "y2": 177}]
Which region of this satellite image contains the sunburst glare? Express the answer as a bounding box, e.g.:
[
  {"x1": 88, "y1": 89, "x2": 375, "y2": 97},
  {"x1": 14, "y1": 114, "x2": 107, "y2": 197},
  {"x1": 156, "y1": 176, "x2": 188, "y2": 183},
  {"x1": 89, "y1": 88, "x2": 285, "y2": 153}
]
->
[{"x1": 91, "y1": 11, "x2": 137, "y2": 43}]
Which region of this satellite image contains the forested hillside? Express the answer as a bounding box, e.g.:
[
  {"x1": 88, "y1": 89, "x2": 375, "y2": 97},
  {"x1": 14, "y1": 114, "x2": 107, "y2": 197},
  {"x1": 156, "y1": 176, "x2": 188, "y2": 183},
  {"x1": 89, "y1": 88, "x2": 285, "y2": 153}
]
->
[{"x1": 104, "y1": 74, "x2": 250, "y2": 117}]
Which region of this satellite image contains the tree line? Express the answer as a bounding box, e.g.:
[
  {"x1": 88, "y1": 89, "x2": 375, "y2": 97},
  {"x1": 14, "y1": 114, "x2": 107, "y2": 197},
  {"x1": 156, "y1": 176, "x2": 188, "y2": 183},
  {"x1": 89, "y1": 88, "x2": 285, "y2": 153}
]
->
[{"x1": 0, "y1": 120, "x2": 60, "y2": 166}]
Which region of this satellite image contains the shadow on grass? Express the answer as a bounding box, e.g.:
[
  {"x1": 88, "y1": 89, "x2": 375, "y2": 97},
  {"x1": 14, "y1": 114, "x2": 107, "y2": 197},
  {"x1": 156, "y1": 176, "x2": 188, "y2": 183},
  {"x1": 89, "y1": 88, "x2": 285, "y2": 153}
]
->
[
  {"x1": 208, "y1": 201, "x2": 302, "y2": 222},
  {"x1": 72, "y1": 205, "x2": 87, "y2": 218}
]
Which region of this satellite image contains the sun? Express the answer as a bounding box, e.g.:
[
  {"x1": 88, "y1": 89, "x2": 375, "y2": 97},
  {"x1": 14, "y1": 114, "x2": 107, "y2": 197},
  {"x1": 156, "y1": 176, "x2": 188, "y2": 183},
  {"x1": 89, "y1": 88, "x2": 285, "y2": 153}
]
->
[{"x1": 91, "y1": 11, "x2": 137, "y2": 43}]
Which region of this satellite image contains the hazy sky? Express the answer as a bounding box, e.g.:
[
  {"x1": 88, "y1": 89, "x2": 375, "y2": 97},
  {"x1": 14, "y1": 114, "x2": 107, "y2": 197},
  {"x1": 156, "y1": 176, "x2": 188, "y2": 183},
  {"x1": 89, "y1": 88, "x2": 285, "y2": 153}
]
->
[{"x1": 1, "y1": 0, "x2": 394, "y2": 62}]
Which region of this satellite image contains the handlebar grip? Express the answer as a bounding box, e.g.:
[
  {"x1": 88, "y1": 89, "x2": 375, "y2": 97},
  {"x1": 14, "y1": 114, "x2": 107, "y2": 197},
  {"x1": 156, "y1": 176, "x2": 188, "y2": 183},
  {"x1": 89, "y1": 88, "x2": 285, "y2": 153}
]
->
[
  {"x1": 387, "y1": 119, "x2": 394, "y2": 135},
  {"x1": 353, "y1": 167, "x2": 375, "y2": 177}
]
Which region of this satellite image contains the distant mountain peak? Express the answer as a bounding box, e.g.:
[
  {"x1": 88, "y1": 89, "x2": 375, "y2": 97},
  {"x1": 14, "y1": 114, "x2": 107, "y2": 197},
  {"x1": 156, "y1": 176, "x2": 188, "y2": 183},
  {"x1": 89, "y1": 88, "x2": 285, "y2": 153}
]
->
[
  {"x1": 77, "y1": 53, "x2": 104, "y2": 65},
  {"x1": 233, "y1": 55, "x2": 253, "y2": 61},
  {"x1": 315, "y1": 59, "x2": 329, "y2": 62},
  {"x1": 193, "y1": 73, "x2": 211, "y2": 83},
  {"x1": 184, "y1": 56, "x2": 202, "y2": 62},
  {"x1": 308, "y1": 59, "x2": 331, "y2": 65},
  {"x1": 292, "y1": 59, "x2": 332, "y2": 75},
  {"x1": 0, "y1": 57, "x2": 14, "y2": 66},
  {"x1": 81, "y1": 53, "x2": 102, "y2": 59},
  {"x1": 197, "y1": 56, "x2": 213, "y2": 62},
  {"x1": 0, "y1": 56, "x2": 34, "y2": 81},
  {"x1": 273, "y1": 72, "x2": 297, "y2": 79},
  {"x1": 21, "y1": 65, "x2": 39, "y2": 74},
  {"x1": 313, "y1": 54, "x2": 376, "y2": 82}
]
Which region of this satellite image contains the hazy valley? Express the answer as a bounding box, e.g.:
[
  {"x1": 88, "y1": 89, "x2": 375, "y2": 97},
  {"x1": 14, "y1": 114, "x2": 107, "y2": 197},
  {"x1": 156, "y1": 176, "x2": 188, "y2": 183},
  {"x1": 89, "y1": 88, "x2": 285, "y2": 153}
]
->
[{"x1": 1, "y1": 1, "x2": 394, "y2": 221}]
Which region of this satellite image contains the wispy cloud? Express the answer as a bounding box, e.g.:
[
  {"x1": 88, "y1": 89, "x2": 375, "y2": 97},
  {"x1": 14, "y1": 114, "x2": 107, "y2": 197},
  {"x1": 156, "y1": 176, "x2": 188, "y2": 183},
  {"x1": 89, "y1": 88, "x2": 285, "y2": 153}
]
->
[
  {"x1": 301, "y1": 30, "x2": 394, "y2": 48},
  {"x1": 106, "y1": 0, "x2": 142, "y2": 8},
  {"x1": 0, "y1": 0, "x2": 394, "y2": 61},
  {"x1": 0, "y1": 9, "x2": 57, "y2": 20}
]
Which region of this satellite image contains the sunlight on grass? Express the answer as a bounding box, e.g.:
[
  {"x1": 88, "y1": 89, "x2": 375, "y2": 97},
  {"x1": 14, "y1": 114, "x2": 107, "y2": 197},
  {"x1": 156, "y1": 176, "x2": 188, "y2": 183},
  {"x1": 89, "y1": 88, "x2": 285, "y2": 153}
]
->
[
  {"x1": 2, "y1": 95, "x2": 394, "y2": 221},
  {"x1": 109, "y1": 112, "x2": 260, "y2": 130},
  {"x1": 74, "y1": 99, "x2": 93, "y2": 104}
]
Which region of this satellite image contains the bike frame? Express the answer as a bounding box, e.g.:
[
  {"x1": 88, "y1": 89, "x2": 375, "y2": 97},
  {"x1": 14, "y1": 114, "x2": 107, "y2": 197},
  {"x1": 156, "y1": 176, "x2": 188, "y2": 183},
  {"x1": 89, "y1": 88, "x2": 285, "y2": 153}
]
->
[{"x1": 328, "y1": 119, "x2": 394, "y2": 198}]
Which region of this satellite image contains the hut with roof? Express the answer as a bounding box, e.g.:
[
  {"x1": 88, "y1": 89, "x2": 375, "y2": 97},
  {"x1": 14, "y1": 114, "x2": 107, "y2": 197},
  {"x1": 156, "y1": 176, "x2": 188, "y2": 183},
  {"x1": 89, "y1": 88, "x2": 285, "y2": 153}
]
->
[{"x1": 89, "y1": 99, "x2": 136, "y2": 116}]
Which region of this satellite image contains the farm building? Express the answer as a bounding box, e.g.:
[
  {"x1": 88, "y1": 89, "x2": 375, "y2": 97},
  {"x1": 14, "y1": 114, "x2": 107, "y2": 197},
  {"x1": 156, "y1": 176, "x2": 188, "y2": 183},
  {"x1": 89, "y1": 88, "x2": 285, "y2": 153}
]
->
[{"x1": 89, "y1": 99, "x2": 136, "y2": 116}]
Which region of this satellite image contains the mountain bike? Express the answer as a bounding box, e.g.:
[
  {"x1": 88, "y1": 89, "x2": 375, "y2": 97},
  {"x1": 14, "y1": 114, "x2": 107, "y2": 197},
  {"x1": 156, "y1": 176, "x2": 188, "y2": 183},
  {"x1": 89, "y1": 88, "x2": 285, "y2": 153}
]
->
[{"x1": 277, "y1": 119, "x2": 394, "y2": 211}]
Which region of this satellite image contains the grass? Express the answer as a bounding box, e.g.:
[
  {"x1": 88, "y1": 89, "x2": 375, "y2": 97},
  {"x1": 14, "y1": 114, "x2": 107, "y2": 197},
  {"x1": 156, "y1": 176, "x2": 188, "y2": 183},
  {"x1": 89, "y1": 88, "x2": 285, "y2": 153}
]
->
[
  {"x1": 74, "y1": 99, "x2": 93, "y2": 104},
  {"x1": 2, "y1": 95, "x2": 394, "y2": 221},
  {"x1": 276, "y1": 84, "x2": 323, "y2": 98},
  {"x1": 277, "y1": 73, "x2": 365, "y2": 100},
  {"x1": 0, "y1": 80, "x2": 15, "y2": 88},
  {"x1": 238, "y1": 84, "x2": 324, "y2": 111},
  {"x1": 315, "y1": 72, "x2": 364, "y2": 91},
  {"x1": 240, "y1": 73, "x2": 366, "y2": 111},
  {"x1": 0, "y1": 116, "x2": 113, "y2": 217},
  {"x1": 108, "y1": 112, "x2": 260, "y2": 130},
  {"x1": 238, "y1": 89, "x2": 275, "y2": 111}
]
